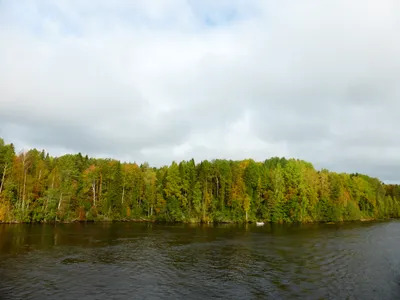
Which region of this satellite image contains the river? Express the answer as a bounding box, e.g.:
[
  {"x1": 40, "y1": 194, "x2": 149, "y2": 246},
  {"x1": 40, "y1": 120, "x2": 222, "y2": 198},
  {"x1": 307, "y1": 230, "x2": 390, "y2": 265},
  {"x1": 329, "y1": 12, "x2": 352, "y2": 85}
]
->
[{"x1": 0, "y1": 221, "x2": 399, "y2": 299}]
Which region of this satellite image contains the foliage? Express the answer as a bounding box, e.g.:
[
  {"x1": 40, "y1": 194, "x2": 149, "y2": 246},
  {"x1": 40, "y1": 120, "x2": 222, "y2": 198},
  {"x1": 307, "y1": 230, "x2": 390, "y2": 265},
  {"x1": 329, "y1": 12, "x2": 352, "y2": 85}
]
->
[{"x1": 0, "y1": 137, "x2": 399, "y2": 223}]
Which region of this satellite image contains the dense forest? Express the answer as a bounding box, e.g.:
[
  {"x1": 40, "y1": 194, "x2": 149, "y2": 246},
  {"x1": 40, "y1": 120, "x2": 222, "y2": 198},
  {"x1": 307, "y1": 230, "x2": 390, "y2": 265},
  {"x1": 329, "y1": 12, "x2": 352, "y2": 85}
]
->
[{"x1": 0, "y1": 138, "x2": 400, "y2": 224}]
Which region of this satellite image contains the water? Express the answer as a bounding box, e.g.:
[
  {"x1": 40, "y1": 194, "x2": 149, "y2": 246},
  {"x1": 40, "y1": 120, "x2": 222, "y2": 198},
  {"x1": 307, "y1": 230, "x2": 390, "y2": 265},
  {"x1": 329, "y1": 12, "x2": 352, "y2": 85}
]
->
[{"x1": 1, "y1": 221, "x2": 400, "y2": 300}]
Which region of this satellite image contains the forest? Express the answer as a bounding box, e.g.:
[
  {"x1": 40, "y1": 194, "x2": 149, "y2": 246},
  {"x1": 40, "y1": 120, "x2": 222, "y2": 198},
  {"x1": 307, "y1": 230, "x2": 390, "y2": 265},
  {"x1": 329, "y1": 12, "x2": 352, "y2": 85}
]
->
[{"x1": 0, "y1": 137, "x2": 400, "y2": 224}]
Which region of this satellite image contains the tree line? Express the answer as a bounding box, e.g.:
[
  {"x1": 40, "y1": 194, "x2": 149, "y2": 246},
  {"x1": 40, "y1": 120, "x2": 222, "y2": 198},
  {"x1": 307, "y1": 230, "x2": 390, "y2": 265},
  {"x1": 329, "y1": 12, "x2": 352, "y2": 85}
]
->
[{"x1": 0, "y1": 137, "x2": 399, "y2": 223}]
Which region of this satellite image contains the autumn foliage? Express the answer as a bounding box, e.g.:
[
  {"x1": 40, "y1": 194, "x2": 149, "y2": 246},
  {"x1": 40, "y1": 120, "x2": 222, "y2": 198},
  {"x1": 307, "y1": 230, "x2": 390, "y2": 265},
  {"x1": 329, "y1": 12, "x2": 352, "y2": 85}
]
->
[{"x1": 0, "y1": 137, "x2": 400, "y2": 223}]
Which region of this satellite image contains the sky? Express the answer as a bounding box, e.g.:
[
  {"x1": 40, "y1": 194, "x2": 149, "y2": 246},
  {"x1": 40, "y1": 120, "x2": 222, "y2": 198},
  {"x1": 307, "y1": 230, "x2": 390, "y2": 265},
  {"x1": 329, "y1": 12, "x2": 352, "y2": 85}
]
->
[{"x1": 1, "y1": 0, "x2": 400, "y2": 183}]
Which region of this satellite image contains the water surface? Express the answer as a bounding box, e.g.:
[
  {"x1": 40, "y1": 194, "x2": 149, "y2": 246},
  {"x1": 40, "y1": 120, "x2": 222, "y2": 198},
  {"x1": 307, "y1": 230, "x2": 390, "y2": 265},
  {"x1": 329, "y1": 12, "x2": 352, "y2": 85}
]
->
[{"x1": 1, "y1": 221, "x2": 400, "y2": 299}]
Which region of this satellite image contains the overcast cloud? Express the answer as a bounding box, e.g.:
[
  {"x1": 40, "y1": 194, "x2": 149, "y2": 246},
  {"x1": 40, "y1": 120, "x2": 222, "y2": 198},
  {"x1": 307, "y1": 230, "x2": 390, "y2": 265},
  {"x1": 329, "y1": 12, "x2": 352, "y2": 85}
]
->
[{"x1": 1, "y1": 0, "x2": 400, "y2": 182}]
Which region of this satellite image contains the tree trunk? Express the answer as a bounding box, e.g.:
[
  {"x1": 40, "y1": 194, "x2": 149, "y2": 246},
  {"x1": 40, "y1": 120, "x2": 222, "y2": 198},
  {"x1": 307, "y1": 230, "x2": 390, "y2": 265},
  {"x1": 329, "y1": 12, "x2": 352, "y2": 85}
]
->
[
  {"x1": 202, "y1": 188, "x2": 206, "y2": 222},
  {"x1": 56, "y1": 193, "x2": 63, "y2": 222},
  {"x1": 44, "y1": 194, "x2": 48, "y2": 212},
  {"x1": 121, "y1": 185, "x2": 125, "y2": 204},
  {"x1": 0, "y1": 163, "x2": 7, "y2": 194},
  {"x1": 18, "y1": 151, "x2": 27, "y2": 212},
  {"x1": 22, "y1": 170, "x2": 27, "y2": 212},
  {"x1": 58, "y1": 193, "x2": 63, "y2": 210},
  {"x1": 99, "y1": 173, "x2": 102, "y2": 205},
  {"x1": 216, "y1": 177, "x2": 219, "y2": 198},
  {"x1": 92, "y1": 180, "x2": 96, "y2": 207}
]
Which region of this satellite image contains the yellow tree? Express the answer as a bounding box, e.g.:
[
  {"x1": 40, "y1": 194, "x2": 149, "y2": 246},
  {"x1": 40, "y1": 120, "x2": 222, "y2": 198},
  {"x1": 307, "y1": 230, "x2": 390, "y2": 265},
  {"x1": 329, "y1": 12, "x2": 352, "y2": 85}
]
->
[{"x1": 83, "y1": 164, "x2": 98, "y2": 207}]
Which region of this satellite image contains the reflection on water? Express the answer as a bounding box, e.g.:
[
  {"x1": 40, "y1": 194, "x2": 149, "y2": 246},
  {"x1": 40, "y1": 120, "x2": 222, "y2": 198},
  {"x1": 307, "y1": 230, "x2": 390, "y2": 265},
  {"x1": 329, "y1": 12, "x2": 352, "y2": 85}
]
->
[{"x1": 0, "y1": 221, "x2": 400, "y2": 299}]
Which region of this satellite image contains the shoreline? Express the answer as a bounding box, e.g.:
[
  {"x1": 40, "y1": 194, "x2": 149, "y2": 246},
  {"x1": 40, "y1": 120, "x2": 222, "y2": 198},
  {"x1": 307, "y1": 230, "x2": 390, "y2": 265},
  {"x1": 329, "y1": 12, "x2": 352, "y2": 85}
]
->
[{"x1": 0, "y1": 218, "x2": 391, "y2": 225}]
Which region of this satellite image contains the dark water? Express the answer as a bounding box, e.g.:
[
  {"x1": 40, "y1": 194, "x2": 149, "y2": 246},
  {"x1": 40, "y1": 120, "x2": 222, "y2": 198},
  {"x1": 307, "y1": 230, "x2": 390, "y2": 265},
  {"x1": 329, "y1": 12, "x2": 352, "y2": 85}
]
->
[{"x1": 1, "y1": 221, "x2": 400, "y2": 300}]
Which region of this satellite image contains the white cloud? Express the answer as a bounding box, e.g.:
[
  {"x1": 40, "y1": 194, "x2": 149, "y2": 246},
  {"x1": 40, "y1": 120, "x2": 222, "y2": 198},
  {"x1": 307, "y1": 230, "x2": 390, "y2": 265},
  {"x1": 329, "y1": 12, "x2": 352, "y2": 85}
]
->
[{"x1": 0, "y1": 0, "x2": 400, "y2": 182}]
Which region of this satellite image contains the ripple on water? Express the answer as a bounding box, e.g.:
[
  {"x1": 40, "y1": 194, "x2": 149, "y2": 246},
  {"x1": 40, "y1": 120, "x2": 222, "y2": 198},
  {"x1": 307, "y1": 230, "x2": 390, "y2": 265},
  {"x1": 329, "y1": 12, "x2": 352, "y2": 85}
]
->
[{"x1": 1, "y1": 221, "x2": 400, "y2": 300}]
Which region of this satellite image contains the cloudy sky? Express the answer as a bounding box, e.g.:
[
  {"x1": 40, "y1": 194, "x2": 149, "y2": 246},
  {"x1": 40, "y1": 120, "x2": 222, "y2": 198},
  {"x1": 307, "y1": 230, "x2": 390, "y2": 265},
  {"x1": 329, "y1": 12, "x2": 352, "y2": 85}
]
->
[{"x1": 1, "y1": 0, "x2": 400, "y2": 182}]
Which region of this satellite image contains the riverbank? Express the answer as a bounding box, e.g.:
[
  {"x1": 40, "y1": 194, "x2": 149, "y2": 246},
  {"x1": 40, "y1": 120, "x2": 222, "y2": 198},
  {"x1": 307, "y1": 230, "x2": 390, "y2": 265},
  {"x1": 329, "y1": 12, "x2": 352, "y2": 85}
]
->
[{"x1": 0, "y1": 217, "x2": 389, "y2": 225}]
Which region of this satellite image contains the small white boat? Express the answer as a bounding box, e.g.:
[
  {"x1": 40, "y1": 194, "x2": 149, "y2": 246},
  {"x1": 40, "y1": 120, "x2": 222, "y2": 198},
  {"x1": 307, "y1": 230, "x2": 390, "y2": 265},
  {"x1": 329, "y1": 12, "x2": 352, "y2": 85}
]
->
[{"x1": 256, "y1": 222, "x2": 265, "y2": 226}]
